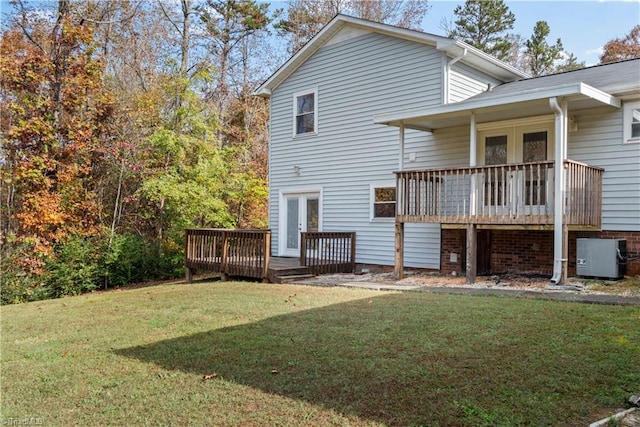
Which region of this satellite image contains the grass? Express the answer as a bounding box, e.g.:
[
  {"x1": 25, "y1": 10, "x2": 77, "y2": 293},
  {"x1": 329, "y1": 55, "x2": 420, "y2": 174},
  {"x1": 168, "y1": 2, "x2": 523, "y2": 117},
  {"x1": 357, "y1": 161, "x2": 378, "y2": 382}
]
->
[
  {"x1": 585, "y1": 275, "x2": 640, "y2": 296},
  {"x1": 1, "y1": 281, "x2": 639, "y2": 426}
]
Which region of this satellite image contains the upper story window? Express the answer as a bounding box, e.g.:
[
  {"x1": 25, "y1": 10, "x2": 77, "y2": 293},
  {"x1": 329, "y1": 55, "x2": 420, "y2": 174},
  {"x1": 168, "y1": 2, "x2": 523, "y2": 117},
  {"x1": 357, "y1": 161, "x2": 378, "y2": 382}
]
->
[
  {"x1": 370, "y1": 183, "x2": 396, "y2": 221},
  {"x1": 293, "y1": 88, "x2": 317, "y2": 136},
  {"x1": 623, "y1": 100, "x2": 640, "y2": 144}
]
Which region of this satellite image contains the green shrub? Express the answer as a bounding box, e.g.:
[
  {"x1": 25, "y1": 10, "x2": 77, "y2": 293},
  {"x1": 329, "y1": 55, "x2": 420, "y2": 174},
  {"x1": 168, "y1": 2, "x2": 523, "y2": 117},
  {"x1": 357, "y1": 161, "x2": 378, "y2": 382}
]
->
[
  {"x1": 102, "y1": 235, "x2": 157, "y2": 288},
  {"x1": 44, "y1": 236, "x2": 102, "y2": 298},
  {"x1": 2, "y1": 233, "x2": 187, "y2": 304}
]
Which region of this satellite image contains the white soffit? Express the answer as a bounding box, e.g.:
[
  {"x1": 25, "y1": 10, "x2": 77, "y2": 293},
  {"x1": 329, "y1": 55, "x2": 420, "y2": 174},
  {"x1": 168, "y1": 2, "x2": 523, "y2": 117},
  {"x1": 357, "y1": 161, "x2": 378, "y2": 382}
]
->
[{"x1": 373, "y1": 82, "x2": 621, "y2": 131}]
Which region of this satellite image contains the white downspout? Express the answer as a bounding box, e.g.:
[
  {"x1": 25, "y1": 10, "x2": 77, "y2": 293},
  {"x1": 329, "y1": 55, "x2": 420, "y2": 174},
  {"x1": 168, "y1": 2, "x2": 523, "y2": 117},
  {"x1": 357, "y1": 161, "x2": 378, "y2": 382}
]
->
[
  {"x1": 549, "y1": 97, "x2": 567, "y2": 285},
  {"x1": 444, "y1": 48, "x2": 467, "y2": 104}
]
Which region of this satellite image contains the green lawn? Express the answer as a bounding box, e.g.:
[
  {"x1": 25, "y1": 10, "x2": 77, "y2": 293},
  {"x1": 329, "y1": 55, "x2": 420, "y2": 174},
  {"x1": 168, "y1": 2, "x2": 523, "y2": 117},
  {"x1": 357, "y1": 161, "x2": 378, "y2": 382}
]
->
[{"x1": 1, "y1": 281, "x2": 638, "y2": 426}]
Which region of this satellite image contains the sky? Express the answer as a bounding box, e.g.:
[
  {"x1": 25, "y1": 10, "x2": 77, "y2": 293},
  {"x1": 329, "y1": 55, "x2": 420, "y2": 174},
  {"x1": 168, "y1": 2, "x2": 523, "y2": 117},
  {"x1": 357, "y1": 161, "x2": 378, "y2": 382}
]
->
[
  {"x1": 1, "y1": 0, "x2": 637, "y2": 66},
  {"x1": 421, "y1": 0, "x2": 640, "y2": 65}
]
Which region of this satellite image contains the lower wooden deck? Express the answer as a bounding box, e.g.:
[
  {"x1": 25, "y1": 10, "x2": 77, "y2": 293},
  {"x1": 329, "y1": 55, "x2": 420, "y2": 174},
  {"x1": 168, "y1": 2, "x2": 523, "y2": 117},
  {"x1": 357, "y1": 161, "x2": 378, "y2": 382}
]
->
[{"x1": 185, "y1": 229, "x2": 356, "y2": 283}]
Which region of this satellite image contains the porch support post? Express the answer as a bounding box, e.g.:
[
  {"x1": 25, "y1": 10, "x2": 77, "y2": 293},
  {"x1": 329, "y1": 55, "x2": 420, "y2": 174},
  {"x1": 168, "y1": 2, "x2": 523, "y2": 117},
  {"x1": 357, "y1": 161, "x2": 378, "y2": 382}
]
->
[
  {"x1": 469, "y1": 112, "x2": 477, "y2": 167},
  {"x1": 465, "y1": 224, "x2": 477, "y2": 284},
  {"x1": 399, "y1": 122, "x2": 405, "y2": 171},
  {"x1": 549, "y1": 97, "x2": 568, "y2": 285},
  {"x1": 395, "y1": 221, "x2": 404, "y2": 280},
  {"x1": 469, "y1": 112, "x2": 478, "y2": 216}
]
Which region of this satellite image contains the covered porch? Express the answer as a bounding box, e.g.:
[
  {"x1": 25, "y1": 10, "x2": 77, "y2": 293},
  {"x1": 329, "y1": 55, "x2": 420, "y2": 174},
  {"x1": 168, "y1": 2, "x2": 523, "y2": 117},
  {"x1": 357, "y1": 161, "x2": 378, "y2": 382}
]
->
[{"x1": 375, "y1": 82, "x2": 621, "y2": 285}]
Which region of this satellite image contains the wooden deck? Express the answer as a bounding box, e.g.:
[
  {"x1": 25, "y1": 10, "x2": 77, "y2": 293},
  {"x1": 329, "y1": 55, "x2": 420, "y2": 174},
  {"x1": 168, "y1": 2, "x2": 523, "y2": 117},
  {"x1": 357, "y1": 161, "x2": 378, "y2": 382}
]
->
[
  {"x1": 185, "y1": 230, "x2": 356, "y2": 283},
  {"x1": 395, "y1": 159, "x2": 603, "y2": 229}
]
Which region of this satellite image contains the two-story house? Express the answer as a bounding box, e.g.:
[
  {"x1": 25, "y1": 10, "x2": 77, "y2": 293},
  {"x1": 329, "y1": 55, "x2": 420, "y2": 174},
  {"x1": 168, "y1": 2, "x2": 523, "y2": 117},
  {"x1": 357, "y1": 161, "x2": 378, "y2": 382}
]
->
[{"x1": 255, "y1": 14, "x2": 640, "y2": 284}]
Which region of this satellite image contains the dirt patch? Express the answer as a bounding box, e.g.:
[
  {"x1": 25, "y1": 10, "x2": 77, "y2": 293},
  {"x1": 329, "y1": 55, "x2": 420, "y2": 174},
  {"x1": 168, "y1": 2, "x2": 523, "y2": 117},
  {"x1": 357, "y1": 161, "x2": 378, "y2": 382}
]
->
[{"x1": 302, "y1": 271, "x2": 640, "y2": 296}]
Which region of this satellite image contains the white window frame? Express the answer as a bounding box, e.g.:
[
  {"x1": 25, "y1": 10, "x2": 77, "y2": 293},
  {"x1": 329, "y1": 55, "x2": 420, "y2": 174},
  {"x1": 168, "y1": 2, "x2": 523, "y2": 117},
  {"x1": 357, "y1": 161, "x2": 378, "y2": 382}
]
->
[
  {"x1": 292, "y1": 87, "x2": 318, "y2": 137},
  {"x1": 370, "y1": 182, "x2": 396, "y2": 222},
  {"x1": 623, "y1": 100, "x2": 640, "y2": 144}
]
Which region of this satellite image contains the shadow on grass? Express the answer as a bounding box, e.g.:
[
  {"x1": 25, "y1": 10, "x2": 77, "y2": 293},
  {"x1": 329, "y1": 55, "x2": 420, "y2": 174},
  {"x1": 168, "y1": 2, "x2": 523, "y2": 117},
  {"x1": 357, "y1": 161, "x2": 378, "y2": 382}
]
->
[{"x1": 115, "y1": 293, "x2": 639, "y2": 426}]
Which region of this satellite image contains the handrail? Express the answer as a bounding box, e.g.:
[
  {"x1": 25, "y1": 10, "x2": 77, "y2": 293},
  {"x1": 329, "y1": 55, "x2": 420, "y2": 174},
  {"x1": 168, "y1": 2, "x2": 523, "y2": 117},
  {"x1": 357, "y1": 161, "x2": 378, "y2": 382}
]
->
[
  {"x1": 185, "y1": 229, "x2": 271, "y2": 282},
  {"x1": 300, "y1": 232, "x2": 356, "y2": 274},
  {"x1": 395, "y1": 160, "x2": 602, "y2": 227}
]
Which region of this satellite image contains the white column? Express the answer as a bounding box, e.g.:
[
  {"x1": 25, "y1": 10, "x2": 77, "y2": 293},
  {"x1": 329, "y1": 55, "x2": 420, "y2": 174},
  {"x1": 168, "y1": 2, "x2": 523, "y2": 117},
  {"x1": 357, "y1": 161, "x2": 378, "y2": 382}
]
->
[
  {"x1": 399, "y1": 123, "x2": 405, "y2": 171},
  {"x1": 469, "y1": 112, "x2": 477, "y2": 167},
  {"x1": 469, "y1": 112, "x2": 477, "y2": 216}
]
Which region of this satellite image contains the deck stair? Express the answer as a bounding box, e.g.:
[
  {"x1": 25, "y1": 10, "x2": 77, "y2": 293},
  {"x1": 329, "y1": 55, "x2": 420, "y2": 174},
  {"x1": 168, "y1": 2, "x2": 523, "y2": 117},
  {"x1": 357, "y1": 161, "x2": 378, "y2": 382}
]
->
[{"x1": 267, "y1": 258, "x2": 315, "y2": 283}]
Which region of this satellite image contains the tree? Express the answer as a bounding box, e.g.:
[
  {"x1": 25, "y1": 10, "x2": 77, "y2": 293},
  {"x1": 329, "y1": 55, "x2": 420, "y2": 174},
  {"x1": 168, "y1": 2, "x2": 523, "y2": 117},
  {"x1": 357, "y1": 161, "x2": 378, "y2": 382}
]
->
[
  {"x1": 554, "y1": 52, "x2": 584, "y2": 73},
  {"x1": 600, "y1": 25, "x2": 640, "y2": 64},
  {"x1": 1, "y1": 0, "x2": 120, "y2": 300},
  {"x1": 275, "y1": 0, "x2": 429, "y2": 55},
  {"x1": 347, "y1": 0, "x2": 429, "y2": 30},
  {"x1": 524, "y1": 21, "x2": 562, "y2": 77},
  {"x1": 523, "y1": 21, "x2": 584, "y2": 76},
  {"x1": 448, "y1": 0, "x2": 515, "y2": 61}
]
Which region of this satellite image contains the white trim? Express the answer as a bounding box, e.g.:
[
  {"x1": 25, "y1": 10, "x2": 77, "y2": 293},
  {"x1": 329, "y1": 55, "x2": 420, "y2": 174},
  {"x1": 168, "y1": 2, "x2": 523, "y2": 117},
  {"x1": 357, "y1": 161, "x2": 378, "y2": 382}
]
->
[
  {"x1": 370, "y1": 181, "x2": 396, "y2": 222},
  {"x1": 623, "y1": 100, "x2": 640, "y2": 144},
  {"x1": 292, "y1": 87, "x2": 318, "y2": 137}
]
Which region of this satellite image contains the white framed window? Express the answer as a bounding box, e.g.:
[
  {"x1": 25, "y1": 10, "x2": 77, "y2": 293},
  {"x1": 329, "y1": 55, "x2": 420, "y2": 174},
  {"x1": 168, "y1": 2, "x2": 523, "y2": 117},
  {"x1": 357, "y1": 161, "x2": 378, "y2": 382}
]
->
[
  {"x1": 370, "y1": 182, "x2": 396, "y2": 221},
  {"x1": 293, "y1": 88, "x2": 318, "y2": 137},
  {"x1": 623, "y1": 100, "x2": 640, "y2": 144}
]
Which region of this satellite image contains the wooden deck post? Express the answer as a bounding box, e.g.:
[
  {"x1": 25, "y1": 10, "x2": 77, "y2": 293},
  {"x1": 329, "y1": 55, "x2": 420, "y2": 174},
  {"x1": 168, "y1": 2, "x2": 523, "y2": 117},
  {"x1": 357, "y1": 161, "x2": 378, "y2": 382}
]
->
[
  {"x1": 299, "y1": 232, "x2": 307, "y2": 266},
  {"x1": 185, "y1": 229, "x2": 192, "y2": 283},
  {"x1": 395, "y1": 222, "x2": 404, "y2": 280},
  {"x1": 350, "y1": 232, "x2": 356, "y2": 273},
  {"x1": 263, "y1": 231, "x2": 271, "y2": 282},
  {"x1": 465, "y1": 224, "x2": 477, "y2": 284},
  {"x1": 221, "y1": 230, "x2": 229, "y2": 281}
]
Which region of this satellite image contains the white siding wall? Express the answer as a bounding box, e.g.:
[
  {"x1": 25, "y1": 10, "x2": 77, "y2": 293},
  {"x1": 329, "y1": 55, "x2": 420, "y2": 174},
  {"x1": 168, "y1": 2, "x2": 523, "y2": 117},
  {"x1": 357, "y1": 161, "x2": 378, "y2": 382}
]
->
[
  {"x1": 449, "y1": 62, "x2": 502, "y2": 103},
  {"x1": 568, "y1": 106, "x2": 640, "y2": 232},
  {"x1": 270, "y1": 32, "x2": 447, "y2": 268}
]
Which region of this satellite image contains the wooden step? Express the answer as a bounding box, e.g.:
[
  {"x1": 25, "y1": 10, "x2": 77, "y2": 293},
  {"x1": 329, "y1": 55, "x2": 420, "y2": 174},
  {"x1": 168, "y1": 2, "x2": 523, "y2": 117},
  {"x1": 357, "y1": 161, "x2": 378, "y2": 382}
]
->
[
  {"x1": 274, "y1": 274, "x2": 316, "y2": 284},
  {"x1": 267, "y1": 266, "x2": 310, "y2": 283}
]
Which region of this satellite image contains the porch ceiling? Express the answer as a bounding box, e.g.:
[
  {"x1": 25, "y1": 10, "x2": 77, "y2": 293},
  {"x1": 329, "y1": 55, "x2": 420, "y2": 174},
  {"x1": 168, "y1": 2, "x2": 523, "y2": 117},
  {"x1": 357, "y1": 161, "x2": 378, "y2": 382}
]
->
[{"x1": 374, "y1": 82, "x2": 621, "y2": 131}]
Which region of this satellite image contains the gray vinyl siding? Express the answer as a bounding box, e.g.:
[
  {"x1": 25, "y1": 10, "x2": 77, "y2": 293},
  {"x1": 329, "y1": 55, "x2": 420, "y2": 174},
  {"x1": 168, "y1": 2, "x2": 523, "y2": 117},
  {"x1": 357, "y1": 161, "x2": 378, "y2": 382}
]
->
[
  {"x1": 449, "y1": 62, "x2": 502, "y2": 103},
  {"x1": 568, "y1": 105, "x2": 640, "y2": 232},
  {"x1": 269, "y1": 31, "x2": 446, "y2": 268}
]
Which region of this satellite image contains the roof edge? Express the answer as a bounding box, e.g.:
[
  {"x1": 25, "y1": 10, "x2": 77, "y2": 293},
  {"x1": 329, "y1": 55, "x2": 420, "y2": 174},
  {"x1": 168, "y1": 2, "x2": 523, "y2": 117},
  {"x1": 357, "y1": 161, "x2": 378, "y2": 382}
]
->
[
  {"x1": 373, "y1": 82, "x2": 620, "y2": 126},
  {"x1": 254, "y1": 14, "x2": 527, "y2": 97}
]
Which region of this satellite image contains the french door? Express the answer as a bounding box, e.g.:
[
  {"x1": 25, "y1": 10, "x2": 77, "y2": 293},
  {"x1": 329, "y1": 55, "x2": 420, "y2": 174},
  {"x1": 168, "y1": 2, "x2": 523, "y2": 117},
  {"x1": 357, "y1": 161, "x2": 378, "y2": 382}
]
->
[
  {"x1": 477, "y1": 121, "x2": 554, "y2": 213},
  {"x1": 281, "y1": 192, "x2": 320, "y2": 257}
]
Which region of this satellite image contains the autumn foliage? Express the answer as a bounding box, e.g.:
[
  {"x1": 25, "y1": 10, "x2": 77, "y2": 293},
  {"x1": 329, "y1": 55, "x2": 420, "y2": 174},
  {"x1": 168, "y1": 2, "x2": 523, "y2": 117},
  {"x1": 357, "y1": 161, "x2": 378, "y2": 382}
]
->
[
  {"x1": 600, "y1": 25, "x2": 640, "y2": 64},
  {"x1": 0, "y1": 1, "x2": 270, "y2": 303}
]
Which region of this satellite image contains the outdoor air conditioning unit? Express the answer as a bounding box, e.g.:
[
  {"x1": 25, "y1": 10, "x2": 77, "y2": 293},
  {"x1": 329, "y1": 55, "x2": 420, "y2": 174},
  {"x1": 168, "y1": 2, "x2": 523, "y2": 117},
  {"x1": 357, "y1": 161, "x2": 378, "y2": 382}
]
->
[{"x1": 576, "y1": 238, "x2": 627, "y2": 280}]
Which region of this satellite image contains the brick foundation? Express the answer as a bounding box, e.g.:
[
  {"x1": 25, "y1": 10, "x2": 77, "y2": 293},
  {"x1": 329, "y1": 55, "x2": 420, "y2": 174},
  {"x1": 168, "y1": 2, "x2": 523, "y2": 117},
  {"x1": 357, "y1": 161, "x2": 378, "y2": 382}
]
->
[
  {"x1": 440, "y1": 229, "x2": 640, "y2": 277},
  {"x1": 440, "y1": 229, "x2": 466, "y2": 276}
]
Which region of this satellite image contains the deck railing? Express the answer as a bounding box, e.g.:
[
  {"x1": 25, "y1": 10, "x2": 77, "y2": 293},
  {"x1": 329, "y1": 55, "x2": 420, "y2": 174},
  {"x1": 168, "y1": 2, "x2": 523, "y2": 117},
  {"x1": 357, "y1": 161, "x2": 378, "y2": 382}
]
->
[
  {"x1": 300, "y1": 232, "x2": 356, "y2": 274},
  {"x1": 185, "y1": 229, "x2": 271, "y2": 281},
  {"x1": 396, "y1": 160, "x2": 602, "y2": 227}
]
